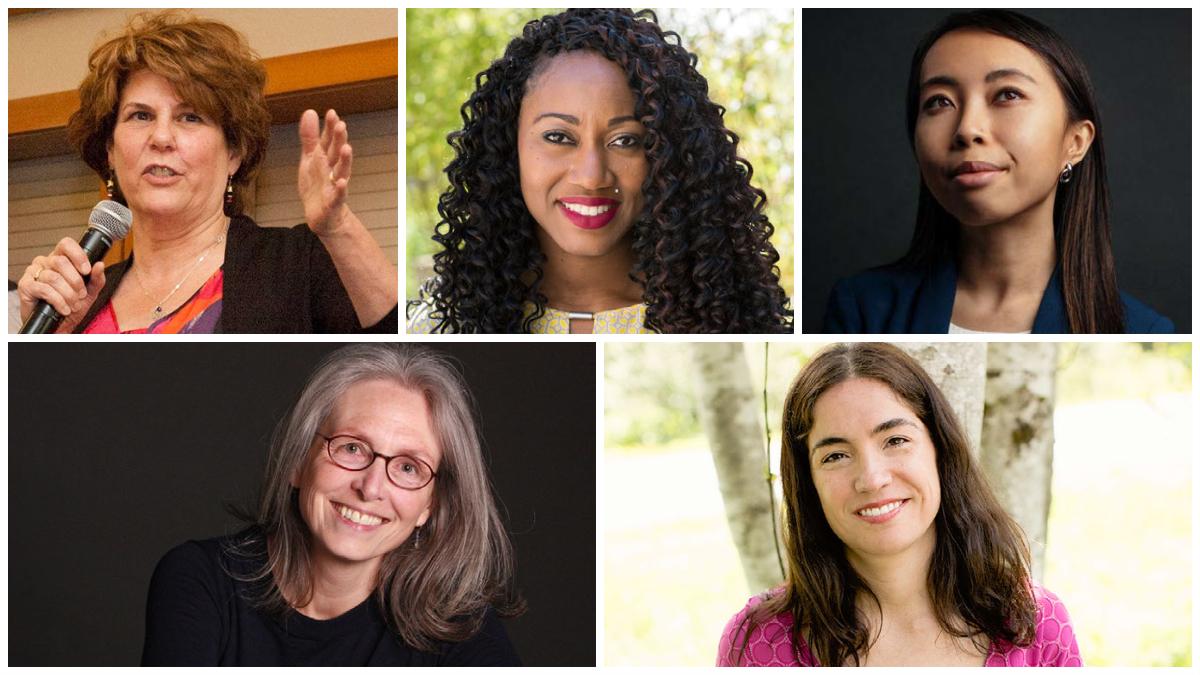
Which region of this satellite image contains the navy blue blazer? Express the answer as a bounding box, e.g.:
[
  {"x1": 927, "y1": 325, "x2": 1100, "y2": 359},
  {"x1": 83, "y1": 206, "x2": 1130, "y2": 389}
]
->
[{"x1": 824, "y1": 259, "x2": 1174, "y2": 334}]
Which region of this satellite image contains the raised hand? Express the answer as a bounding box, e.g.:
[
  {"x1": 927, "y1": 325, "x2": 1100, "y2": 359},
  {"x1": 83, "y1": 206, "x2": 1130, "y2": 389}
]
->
[{"x1": 297, "y1": 108, "x2": 354, "y2": 236}]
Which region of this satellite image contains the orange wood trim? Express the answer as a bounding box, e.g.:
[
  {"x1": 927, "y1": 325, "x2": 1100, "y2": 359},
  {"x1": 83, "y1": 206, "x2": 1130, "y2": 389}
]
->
[
  {"x1": 264, "y1": 38, "x2": 397, "y2": 96},
  {"x1": 9, "y1": 38, "x2": 397, "y2": 136},
  {"x1": 9, "y1": 90, "x2": 80, "y2": 136}
]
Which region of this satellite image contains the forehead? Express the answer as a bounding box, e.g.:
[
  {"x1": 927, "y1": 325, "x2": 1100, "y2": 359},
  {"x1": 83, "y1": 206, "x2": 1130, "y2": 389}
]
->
[
  {"x1": 921, "y1": 29, "x2": 1053, "y2": 84},
  {"x1": 119, "y1": 69, "x2": 183, "y2": 103},
  {"x1": 810, "y1": 378, "x2": 922, "y2": 437},
  {"x1": 325, "y1": 379, "x2": 441, "y2": 461},
  {"x1": 523, "y1": 50, "x2": 635, "y2": 112}
]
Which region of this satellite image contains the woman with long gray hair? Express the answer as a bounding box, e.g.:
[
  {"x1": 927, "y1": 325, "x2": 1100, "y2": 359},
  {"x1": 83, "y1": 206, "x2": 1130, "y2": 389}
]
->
[{"x1": 141, "y1": 343, "x2": 524, "y2": 665}]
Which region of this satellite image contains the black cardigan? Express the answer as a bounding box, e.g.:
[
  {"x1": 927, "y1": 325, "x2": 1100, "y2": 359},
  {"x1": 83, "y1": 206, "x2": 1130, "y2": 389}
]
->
[{"x1": 75, "y1": 216, "x2": 398, "y2": 333}]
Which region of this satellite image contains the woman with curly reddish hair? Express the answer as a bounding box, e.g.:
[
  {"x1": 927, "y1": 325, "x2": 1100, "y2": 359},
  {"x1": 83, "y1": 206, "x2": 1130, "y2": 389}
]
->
[
  {"x1": 719, "y1": 343, "x2": 1082, "y2": 666},
  {"x1": 408, "y1": 8, "x2": 792, "y2": 333},
  {"x1": 16, "y1": 11, "x2": 397, "y2": 333}
]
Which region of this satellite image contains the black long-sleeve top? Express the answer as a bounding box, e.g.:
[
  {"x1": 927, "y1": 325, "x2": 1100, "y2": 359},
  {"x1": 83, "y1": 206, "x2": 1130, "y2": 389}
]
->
[{"x1": 141, "y1": 529, "x2": 520, "y2": 666}]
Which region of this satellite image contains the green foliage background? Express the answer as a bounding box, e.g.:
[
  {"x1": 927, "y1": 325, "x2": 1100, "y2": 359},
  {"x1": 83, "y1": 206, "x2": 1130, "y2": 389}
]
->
[
  {"x1": 405, "y1": 8, "x2": 794, "y2": 301},
  {"x1": 605, "y1": 343, "x2": 1191, "y2": 665}
]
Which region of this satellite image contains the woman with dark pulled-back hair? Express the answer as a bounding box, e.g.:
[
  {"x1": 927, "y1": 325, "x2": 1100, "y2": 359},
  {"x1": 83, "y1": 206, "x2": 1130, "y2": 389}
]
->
[
  {"x1": 718, "y1": 343, "x2": 1082, "y2": 666},
  {"x1": 409, "y1": 8, "x2": 792, "y2": 334},
  {"x1": 824, "y1": 10, "x2": 1172, "y2": 334}
]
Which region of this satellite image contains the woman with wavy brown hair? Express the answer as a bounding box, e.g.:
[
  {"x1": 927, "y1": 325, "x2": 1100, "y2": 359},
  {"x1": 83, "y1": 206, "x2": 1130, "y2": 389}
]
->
[
  {"x1": 718, "y1": 343, "x2": 1081, "y2": 666},
  {"x1": 142, "y1": 344, "x2": 523, "y2": 665},
  {"x1": 16, "y1": 11, "x2": 396, "y2": 333},
  {"x1": 408, "y1": 8, "x2": 791, "y2": 334}
]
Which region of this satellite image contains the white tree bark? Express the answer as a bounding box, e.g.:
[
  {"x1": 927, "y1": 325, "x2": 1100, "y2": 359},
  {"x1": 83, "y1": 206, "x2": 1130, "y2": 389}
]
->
[
  {"x1": 979, "y1": 342, "x2": 1057, "y2": 581},
  {"x1": 689, "y1": 342, "x2": 783, "y2": 592},
  {"x1": 896, "y1": 343, "x2": 987, "y2": 455}
]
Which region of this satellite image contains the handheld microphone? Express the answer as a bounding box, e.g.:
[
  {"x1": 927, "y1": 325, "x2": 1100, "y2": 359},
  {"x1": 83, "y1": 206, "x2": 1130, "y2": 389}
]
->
[{"x1": 19, "y1": 200, "x2": 133, "y2": 334}]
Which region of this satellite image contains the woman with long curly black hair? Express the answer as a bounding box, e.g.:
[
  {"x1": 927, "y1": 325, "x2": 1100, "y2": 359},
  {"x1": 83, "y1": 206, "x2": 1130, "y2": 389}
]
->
[{"x1": 409, "y1": 8, "x2": 792, "y2": 333}]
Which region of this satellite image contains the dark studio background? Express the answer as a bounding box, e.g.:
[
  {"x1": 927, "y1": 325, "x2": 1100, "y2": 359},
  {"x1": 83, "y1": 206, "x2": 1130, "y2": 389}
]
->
[
  {"x1": 8, "y1": 342, "x2": 596, "y2": 666},
  {"x1": 801, "y1": 9, "x2": 1191, "y2": 333}
]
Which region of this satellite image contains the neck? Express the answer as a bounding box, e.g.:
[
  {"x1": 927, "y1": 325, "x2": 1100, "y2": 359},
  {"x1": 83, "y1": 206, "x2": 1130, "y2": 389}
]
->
[
  {"x1": 536, "y1": 232, "x2": 643, "y2": 313},
  {"x1": 131, "y1": 208, "x2": 230, "y2": 280},
  {"x1": 955, "y1": 198, "x2": 1057, "y2": 297},
  {"x1": 293, "y1": 546, "x2": 378, "y2": 621},
  {"x1": 847, "y1": 527, "x2": 937, "y2": 626}
]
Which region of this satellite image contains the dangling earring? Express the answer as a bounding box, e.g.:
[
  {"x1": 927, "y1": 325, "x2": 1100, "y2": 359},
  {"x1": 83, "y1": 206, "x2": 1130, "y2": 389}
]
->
[
  {"x1": 106, "y1": 175, "x2": 115, "y2": 200},
  {"x1": 413, "y1": 526, "x2": 422, "y2": 550},
  {"x1": 224, "y1": 175, "x2": 235, "y2": 212},
  {"x1": 1059, "y1": 161, "x2": 1074, "y2": 184}
]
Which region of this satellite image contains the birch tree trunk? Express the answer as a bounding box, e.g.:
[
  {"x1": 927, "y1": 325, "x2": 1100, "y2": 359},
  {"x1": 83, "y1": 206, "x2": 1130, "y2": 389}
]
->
[
  {"x1": 979, "y1": 342, "x2": 1057, "y2": 581},
  {"x1": 690, "y1": 342, "x2": 783, "y2": 592},
  {"x1": 897, "y1": 343, "x2": 987, "y2": 455}
]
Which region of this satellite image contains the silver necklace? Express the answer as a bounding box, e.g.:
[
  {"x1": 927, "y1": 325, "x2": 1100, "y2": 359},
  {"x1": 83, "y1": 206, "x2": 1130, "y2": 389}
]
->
[{"x1": 133, "y1": 229, "x2": 226, "y2": 321}]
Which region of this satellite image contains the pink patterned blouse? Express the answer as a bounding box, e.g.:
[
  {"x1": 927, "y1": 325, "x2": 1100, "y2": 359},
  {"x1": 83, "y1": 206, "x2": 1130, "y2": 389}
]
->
[{"x1": 717, "y1": 582, "x2": 1083, "y2": 666}]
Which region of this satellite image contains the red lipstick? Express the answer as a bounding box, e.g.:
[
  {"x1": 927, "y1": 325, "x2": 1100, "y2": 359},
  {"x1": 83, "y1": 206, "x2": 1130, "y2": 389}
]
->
[{"x1": 557, "y1": 196, "x2": 620, "y2": 230}]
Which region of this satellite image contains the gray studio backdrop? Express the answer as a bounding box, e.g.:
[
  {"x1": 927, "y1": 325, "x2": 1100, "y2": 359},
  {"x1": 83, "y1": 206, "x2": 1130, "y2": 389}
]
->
[
  {"x1": 802, "y1": 9, "x2": 1190, "y2": 333},
  {"x1": 9, "y1": 342, "x2": 596, "y2": 666}
]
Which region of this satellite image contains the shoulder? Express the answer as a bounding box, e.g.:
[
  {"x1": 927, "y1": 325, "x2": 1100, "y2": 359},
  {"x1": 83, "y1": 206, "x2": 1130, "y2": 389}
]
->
[
  {"x1": 1119, "y1": 291, "x2": 1175, "y2": 333},
  {"x1": 988, "y1": 583, "x2": 1083, "y2": 666},
  {"x1": 435, "y1": 606, "x2": 521, "y2": 666},
  {"x1": 150, "y1": 528, "x2": 257, "y2": 589},
  {"x1": 824, "y1": 262, "x2": 931, "y2": 333},
  {"x1": 717, "y1": 592, "x2": 810, "y2": 666},
  {"x1": 227, "y1": 216, "x2": 321, "y2": 259},
  {"x1": 406, "y1": 291, "x2": 449, "y2": 334}
]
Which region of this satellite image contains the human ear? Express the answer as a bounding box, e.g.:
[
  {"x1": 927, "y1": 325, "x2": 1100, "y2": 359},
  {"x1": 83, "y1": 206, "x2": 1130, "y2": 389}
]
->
[{"x1": 1063, "y1": 119, "x2": 1095, "y2": 166}]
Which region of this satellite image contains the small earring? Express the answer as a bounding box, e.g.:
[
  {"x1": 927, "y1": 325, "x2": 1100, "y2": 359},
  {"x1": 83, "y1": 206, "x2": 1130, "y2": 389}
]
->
[
  {"x1": 224, "y1": 175, "x2": 235, "y2": 211},
  {"x1": 1059, "y1": 161, "x2": 1073, "y2": 184},
  {"x1": 106, "y1": 175, "x2": 115, "y2": 199}
]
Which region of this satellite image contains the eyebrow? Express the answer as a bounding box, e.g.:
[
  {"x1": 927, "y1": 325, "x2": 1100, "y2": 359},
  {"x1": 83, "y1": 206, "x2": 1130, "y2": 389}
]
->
[
  {"x1": 532, "y1": 112, "x2": 638, "y2": 127},
  {"x1": 920, "y1": 68, "x2": 1038, "y2": 90},
  {"x1": 809, "y1": 417, "x2": 918, "y2": 454},
  {"x1": 328, "y1": 429, "x2": 435, "y2": 463}
]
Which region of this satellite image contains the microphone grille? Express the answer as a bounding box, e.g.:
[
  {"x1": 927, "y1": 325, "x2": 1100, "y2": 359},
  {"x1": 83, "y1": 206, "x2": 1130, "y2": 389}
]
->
[{"x1": 88, "y1": 200, "x2": 133, "y2": 241}]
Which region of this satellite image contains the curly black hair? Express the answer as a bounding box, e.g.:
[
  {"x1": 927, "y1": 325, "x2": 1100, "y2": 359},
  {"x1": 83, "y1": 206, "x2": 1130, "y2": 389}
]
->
[{"x1": 413, "y1": 8, "x2": 793, "y2": 333}]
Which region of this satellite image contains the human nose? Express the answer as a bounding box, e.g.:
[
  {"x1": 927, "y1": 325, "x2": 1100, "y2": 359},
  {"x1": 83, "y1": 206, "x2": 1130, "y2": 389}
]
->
[
  {"x1": 952, "y1": 97, "x2": 989, "y2": 149},
  {"x1": 149, "y1": 116, "x2": 176, "y2": 150},
  {"x1": 568, "y1": 140, "x2": 613, "y2": 190},
  {"x1": 853, "y1": 451, "x2": 892, "y2": 493},
  {"x1": 352, "y1": 455, "x2": 390, "y2": 501}
]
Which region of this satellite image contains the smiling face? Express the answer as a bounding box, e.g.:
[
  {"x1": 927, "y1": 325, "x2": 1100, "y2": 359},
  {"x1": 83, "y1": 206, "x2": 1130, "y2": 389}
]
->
[
  {"x1": 107, "y1": 69, "x2": 240, "y2": 224},
  {"x1": 517, "y1": 50, "x2": 648, "y2": 261},
  {"x1": 913, "y1": 30, "x2": 1094, "y2": 227},
  {"x1": 293, "y1": 379, "x2": 439, "y2": 569},
  {"x1": 808, "y1": 378, "x2": 941, "y2": 560}
]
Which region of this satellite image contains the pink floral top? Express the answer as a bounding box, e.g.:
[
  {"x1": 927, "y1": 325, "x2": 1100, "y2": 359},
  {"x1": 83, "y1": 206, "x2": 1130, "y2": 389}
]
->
[{"x1": 717, "y1": 582, "x2": 1083, "y2": 666}]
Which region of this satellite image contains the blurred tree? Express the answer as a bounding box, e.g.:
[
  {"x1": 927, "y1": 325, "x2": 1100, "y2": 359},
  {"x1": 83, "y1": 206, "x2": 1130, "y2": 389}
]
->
[
  {"x1": 690, "y1": 342, "x2": 783, "y2": 592},
  {"x1": 980, "y1": 343, "x2": 1057, "y2": 581},
  {"x1": 898, "y1": 343, "x2": 987, "y2": 453}
]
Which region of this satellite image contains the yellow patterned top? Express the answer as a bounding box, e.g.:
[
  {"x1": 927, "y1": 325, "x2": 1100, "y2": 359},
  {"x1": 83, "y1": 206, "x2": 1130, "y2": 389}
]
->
[{"x1": 407, "y1": 300, "x2": 653, "y2": 334}]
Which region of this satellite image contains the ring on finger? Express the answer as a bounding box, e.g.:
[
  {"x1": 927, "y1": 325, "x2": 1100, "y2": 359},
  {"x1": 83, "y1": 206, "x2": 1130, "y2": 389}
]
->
[
  {"x1": 32, "y1": 266, "x2": 43, "y2": 282},
  {"x1": 329, "y1": 170, "x2": 337, "y2": 185}
]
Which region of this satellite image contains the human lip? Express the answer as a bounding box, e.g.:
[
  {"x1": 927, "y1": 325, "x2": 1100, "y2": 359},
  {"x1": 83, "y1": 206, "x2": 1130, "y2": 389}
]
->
[
  {"x1": 331, "y1": 501, "x2": 390, "y2": 530},
  {"x1": 949, "y1": 161, "x2": 1005, "y2": 188},
  {"x1": 557, "y1": 196, "x2": 620, "y2": 230},
  {"x1": 854, "y1": 498, "x2": 909, "y2": 523},
  {"x1": 142, "y1": 164, "x2": 183, "y2": 185}
]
